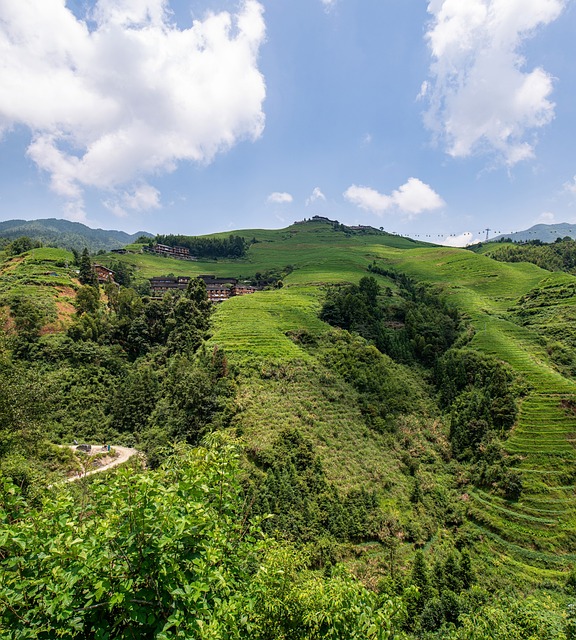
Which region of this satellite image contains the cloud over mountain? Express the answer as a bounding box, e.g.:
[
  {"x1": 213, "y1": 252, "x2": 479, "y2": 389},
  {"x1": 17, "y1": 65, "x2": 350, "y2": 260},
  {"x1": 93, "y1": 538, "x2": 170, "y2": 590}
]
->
[
  {"x1": 344, "y1": 178, "x2": 444, "y2": 218},
  {"x1": 0, "y1": 0, "x2": 266, "y2": 219}
]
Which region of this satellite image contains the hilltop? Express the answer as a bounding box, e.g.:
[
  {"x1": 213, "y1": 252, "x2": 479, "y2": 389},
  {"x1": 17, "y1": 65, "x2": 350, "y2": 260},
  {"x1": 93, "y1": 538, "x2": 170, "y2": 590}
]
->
[{"x1": 2, "y1": 217, "x2": 576, "y2": 637}]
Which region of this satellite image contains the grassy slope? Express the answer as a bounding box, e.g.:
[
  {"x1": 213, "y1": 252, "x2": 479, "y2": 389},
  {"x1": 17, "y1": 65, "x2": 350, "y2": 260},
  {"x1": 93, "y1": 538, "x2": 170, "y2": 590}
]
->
[
  {"x1": 6, "y1": 222, "x2": 576, "y2": 586},
  {"x1": 208, "y1": 226, "x2": 576, "y2": 583},
  {"x1": 119, "y1": 224, "x2": 576, "y2": 581},
  {"x1": 0, "y1": 247, "x2": 78, "y2": 332},
  {"x1": 379, "y1": 247, "x2": 576, "y2": 581}
]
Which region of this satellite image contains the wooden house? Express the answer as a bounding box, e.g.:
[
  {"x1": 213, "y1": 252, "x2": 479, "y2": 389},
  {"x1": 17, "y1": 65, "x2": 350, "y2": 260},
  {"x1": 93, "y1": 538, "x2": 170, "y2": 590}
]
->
[{"x1": 93, "y1": 264, "x2": 115, "y2": 284}]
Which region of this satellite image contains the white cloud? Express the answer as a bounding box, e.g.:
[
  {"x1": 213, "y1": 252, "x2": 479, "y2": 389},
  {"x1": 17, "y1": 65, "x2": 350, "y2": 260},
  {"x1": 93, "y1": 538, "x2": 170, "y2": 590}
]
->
[
  {"x1": 424, "y1": 0, "x2": 566, "y2": 165},
  {"x1": 564, "y1": 176, "x2": 576, "y2": 195},
  {"x1": 0, "y1": 0, "x2": 266, "y2": 219},
  {"x1": 320, "y1": 0, "x2": 336, "y2": 10},
  {"x1": 535, "y1": 211, "x2": 556, "y2": 223},
  {"x1": 104, "y1": 183, "x2": 161, "y2": 218},
  {"x1": 344, "y1": 178, "x2": 444, "y2": 218},
  {"x1": 344, "y1": 186, "x2": 391, "y2": 214},
  {"x1": 441, "y1": 232, "x2": 483, "y2": 247},
  {"x1": 267, "y1": 192, "x2": 293, "y2": 204},
  {"x1": 306, "y1": 187, "x2": 326, "y2": 206}
]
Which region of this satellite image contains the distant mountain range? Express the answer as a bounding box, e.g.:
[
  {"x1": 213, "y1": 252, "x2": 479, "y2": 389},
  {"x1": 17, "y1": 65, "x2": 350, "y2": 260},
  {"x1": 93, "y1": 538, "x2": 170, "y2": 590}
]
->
[
  {"x1": 492, "y1": 223, "x2": 576, "y2": 244},
  {"x1": 0, "y1": 218, "x2": 153, "y2": 252}
]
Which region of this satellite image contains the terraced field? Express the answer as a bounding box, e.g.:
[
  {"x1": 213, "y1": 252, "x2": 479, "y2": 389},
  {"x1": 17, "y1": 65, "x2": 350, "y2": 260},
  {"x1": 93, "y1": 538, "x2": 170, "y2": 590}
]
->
[
  {"x1": 205, "y1": 222, "x2": 576, "y2": 580},
  {"x1": 383, "y1": 245, "x2": 576, "y2": 579}
]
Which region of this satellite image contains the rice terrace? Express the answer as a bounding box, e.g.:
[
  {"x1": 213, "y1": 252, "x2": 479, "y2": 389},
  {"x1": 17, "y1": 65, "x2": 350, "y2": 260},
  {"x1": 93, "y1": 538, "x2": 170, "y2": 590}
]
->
[{"x1": 3, "y1": 217, "x2": 576, "y2": 637}]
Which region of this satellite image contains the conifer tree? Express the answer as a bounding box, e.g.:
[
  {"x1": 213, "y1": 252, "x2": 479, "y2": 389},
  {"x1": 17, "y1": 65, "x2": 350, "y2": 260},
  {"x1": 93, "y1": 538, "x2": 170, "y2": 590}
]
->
[
  {"x1": 78, "y1": 247, "x2": 97, "y2": 286},
  {"x1": 411, "y1": 550, "x2": 431, "y2": 602}
]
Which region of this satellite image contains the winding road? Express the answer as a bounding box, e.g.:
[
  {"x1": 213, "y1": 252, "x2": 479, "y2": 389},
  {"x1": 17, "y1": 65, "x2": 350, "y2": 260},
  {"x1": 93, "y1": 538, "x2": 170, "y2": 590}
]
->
[{"x1": 65, "y1": 445, "x2": 139, "y2": 482}]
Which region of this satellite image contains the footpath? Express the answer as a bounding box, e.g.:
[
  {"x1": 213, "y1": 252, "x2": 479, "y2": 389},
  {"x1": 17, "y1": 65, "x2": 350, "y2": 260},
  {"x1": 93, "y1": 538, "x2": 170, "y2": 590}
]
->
[{"x1": 65, "y1": 445, "x2": 139, "y2": 482}]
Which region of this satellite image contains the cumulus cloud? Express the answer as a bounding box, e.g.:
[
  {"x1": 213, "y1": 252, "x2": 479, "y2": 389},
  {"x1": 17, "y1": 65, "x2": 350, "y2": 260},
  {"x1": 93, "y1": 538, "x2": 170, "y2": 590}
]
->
[
  {"x1": 0, "y1": 0, "x2": 266, "y2": 219},
  {"x1": 267, "y1": 192, "x2": 293, "y2": 204},
  {"x1": 441, "y1": 232, "x2": 483, "y2": 247},
  {"x1": 535, "y1": 211, "x2": 556, "y2": 224},
  {"x1": 306, "y1": 187, "x2": 326, "y2": 206},
  {"x1": 344, "y1": 178, "x2": 445, "y2": 218},
  {"x1": 104, "y1": 183, "x2": 161, "y2": 218},
  {"x1": 424, "y1": 0, "x2": 566, "y2": 165}
]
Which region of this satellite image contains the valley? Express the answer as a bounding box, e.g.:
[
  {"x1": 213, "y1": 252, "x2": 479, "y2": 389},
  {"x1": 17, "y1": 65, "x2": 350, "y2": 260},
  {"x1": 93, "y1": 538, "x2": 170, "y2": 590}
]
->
[{"x1": 1, "y1": 220, "x2": 576, "y2": 637}]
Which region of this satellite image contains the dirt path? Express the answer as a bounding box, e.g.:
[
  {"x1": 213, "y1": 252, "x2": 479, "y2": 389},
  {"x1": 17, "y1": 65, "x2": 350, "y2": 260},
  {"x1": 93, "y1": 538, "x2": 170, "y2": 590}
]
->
[{"x1": 65, "y1": 446, "x2": 139, "y2": 482}]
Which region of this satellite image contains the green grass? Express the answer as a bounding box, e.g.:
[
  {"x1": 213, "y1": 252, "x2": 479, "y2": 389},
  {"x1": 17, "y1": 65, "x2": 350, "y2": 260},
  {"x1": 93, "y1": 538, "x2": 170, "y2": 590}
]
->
[
  {"x1": 0, "y1": 248, "x2": 78, "y2": 322},
  {"x1": 7, "y1": 220, "x2": 576, "y2": 584}
]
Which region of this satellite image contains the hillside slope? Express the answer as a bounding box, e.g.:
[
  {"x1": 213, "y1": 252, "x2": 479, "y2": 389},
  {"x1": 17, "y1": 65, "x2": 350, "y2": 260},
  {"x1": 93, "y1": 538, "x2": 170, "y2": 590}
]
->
[
  {"x1": 192, "y1": 223, "x2": 576, "y2": 583},
  {"x1": 5, "y1": 218, "x2": 576, "y2": 586},
  {"x1": 0, "y1": 218, "x2": 152, "y2": 252}
]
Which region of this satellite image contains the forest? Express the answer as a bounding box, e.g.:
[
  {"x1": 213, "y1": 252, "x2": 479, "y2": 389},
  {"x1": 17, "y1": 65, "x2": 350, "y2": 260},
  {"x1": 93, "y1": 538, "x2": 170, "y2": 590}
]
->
[
  {"x1": 481, "y1": 236, "x2": 576, "y2": 274},
  {"x1": 1, "y1": 224, "x2": 576, "y2": 638},
  {"x1": 152, "y1": 234, "x2": 249, "y2": 259}
]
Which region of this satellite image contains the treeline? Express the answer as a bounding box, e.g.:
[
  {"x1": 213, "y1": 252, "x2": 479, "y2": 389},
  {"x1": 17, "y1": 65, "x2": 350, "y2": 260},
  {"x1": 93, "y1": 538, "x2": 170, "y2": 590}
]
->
[
  {"x1": 2, "y1": 235, "x2": 43, "y2": 256},
  {"x1": 153, "y1": 233, "x2": 248, "y2": 259},
  {"x1": 487, "y1": 236, "x2": 576, "y2": 273},
  {"x1": 436, "y1": 349, "x2": 522, "y2": 499}
]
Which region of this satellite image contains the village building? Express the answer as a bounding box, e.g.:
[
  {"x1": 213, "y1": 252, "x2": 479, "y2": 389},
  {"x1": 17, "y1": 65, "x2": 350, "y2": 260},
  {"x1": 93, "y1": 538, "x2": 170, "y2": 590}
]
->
[
  {"x1": 149, "y1": 274, "x2": 258, "y2": 302},
  {"x1": 148, "y1": 276, "x2": 190, "y2": 294},
  {"x1": 233, "y1": 283, "x2": 258, "y2": 296},
  {"x1": 145, "y1": 243, "x2": 196, "y2": 260},
  {"x1": 93, "y1": 264, "x2": 115, "y2": 284}
]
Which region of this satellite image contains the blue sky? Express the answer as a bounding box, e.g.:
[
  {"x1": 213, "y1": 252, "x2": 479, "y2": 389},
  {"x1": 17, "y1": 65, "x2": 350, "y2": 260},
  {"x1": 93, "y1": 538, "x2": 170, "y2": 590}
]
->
[{"x1": 0, "y1": 0, "x2": 575, "y2": 245}]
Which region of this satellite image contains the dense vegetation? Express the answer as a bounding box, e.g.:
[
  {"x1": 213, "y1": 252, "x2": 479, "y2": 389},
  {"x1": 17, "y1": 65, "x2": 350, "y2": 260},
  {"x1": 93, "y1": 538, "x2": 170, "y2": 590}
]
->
[
  {"x1": 2, "y1": 220, "x2": 576, "y2": 638},
  {"x1": 1, "y1": 440, "x2": 410, "y2": 639},
  {"x1": 485, "y1": 237, "x2": 576, "y2": 274},
  {"x1": 153, "y1": 234, "x2": 248, "y2": 259},
  {"x1": 0, "y1": 218, "x2": 151, "y2": 252}
]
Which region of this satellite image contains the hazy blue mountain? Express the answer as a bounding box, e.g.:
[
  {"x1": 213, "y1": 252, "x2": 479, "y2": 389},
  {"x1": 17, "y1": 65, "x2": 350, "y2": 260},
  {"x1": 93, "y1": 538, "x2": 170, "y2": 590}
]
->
[
  {"x1": 0, "y1": 218, "x2": 153, "y2": 252},
  {"x1": 492, "y1": 223, "x2": 576, "y2": 243}
]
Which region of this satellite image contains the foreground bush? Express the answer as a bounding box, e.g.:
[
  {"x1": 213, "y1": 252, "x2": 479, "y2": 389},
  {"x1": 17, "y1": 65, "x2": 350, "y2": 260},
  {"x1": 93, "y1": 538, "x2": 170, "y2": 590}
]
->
[{"x1": 0, "y1": 439, "x2": 407, "y2": 639}]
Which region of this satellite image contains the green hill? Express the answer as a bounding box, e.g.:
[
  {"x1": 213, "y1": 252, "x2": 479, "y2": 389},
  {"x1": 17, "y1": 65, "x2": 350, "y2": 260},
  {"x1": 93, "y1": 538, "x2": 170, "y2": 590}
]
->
[
  {"x1": 113, "y1": 219, "x2": 576, "y2": 579},
  {"x1": 2, "y1": 217, "x2": 576, "y2": 637},
  {"x1": 0, "y1": 218, "x2": 152, "y2": 252},
  {"x1": 492, "y1": 222, "x2": 576, "y2": 243}
]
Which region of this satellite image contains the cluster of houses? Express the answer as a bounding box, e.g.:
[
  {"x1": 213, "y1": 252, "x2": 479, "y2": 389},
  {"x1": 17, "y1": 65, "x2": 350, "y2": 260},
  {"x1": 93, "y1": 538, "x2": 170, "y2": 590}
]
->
[
  {"x1": 143, "y1": 244, "x2": 196, "y2": 260},
  {"x1": 149, "y1": 275, "x2": 258, "y2": 303},
  {"x1": 88, "y1": 257, "x2": 258, "y2": 304}
]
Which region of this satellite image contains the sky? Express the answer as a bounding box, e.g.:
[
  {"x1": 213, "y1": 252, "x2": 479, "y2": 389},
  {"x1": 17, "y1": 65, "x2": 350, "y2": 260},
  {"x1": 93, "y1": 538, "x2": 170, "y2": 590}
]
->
[{"x1": 0, "y1": 0, "x2": 575, "y2": 246}]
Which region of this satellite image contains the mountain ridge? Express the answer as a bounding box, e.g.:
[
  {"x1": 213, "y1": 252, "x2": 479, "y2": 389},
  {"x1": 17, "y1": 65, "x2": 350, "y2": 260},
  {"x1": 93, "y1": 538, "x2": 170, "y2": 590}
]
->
[
  {"x1": 492, "y1": 222, "x2": 576, "y2": 243},
  {"x1": 0, "y1": 218, "x2": 153, "y2": 252}
]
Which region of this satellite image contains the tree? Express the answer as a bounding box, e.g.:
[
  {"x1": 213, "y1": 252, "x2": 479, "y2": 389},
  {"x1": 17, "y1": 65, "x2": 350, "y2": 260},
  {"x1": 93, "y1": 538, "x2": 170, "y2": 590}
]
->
[
  {"x1": 78, "y1": 247, "x2": 97, "y2": 286},
  {"x1": 6, "y1": 236, "x2": 39, "y2": 256},
  {"x1": 9, "y1": 297, "x2": 46, "y2": 345},
  {"x1": 74, "y1": 285, "x2": 100, "y2": 316},
  {"x1": 411, "y1": 550, "x2": 431, "y2": 603}
]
